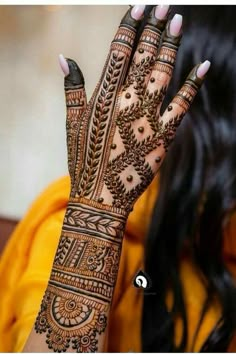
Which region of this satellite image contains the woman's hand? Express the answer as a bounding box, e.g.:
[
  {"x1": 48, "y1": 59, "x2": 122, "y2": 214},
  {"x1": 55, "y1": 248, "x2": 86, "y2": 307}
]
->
[
  {"x1": 60, "y1": 5, "x2": 210, "y2": 216},
  {"x1": 23, "y1": 5, "x2": 210, "y2": 352}
]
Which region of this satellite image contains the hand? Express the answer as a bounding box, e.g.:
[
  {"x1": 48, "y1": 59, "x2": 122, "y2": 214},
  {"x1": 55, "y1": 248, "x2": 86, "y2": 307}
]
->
[
  {"x1": 23, "y1": 6, "x2": 211, "y2": 353},
  {"x1": 59, "y1": 5, "x2": 210, "y2": 218}
]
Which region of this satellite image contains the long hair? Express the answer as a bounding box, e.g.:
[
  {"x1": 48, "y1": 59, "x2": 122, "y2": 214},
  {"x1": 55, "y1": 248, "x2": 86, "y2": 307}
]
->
[{"x1": 141, "y1": 6, "x2": 236, "y2": 352}]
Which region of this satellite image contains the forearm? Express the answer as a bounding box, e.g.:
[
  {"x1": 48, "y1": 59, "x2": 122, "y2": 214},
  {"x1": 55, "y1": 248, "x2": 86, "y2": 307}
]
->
[{"x1": 23, "y1": 198, "x2": 127, "y2": 352}]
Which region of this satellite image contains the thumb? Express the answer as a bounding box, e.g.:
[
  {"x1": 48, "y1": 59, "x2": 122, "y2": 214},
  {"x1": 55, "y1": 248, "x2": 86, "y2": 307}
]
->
[
  {"x1": 59, "y1": 54, "x2": 86, "y2": 89},
  {"x1": 59, "y1": 55, "x2": 85, "y2": 89},
  {"x1": 58, "y1": 54, "x2": 87, "y2": 110},
  {"x1": 59, "y1": 54, "x2": 87, "y2": 186}
]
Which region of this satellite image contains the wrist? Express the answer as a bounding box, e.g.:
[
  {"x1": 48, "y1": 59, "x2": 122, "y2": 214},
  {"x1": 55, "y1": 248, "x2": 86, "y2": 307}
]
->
[{"x1": 64, "y1": 197, "x2": 128, "y2": 240}]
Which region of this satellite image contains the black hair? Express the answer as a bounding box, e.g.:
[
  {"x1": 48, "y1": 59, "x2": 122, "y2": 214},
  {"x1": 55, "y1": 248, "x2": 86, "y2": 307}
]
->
[{"x1": 141, "y1": 5, "x2": 236, "y2": 352}]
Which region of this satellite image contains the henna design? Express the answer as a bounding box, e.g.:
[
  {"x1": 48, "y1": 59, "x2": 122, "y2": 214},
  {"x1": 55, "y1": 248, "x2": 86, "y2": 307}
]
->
[
  {"x1": 173, "y1": 81, "x2": 199, "y2": 111},
  {"x1": 35, "y1": 201, "x2": 123, "y2": 351},
  {"x1": 35, "y1": 287, "x2": 107, "y2": 352},
  {"x1": 137, "y1": 27, "x2": 162, "y2": 55},
  {"x1": 63, "y1": 202, "x2": 125, "y2": 239},
  {"x1": 123, "y1": 55, "x2": 155, "y2": 96},
  {"x1": 157, "y1": 114, "x2": 185, "y2": 151},
  {"x1": 66, "y1": 87, "x2": 87, "y2": 182},
  {"x1": 33, "y1": 6, "x2": 205, "y2": 352},
  {"x1": 78, "y1": 52, "x2": 125, "y2": 198}
]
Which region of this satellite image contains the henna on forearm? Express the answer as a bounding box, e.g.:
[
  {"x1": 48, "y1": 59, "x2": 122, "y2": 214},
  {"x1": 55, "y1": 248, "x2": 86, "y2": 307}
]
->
[{"x1": 35, "y1": 202, "x2": 126, "y2": 352}]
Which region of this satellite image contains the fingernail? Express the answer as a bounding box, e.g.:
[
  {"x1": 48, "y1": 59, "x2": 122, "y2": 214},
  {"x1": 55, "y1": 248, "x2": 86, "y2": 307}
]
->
[
  {"x1": 155, "y1": 5, "x2": 169, "y2": 20},
  {"x1": 169, "y1": 14, "x2": 182, "y2": 36},
  {"x1": 59, "y1": 54, "x2": 69, "y2": 76},
  {"x1": 197, "y1": 60, "x2": 211, "y2": 78},
  {"x1": 131, "y1": 5, "x2": 145, "y2": 20}
]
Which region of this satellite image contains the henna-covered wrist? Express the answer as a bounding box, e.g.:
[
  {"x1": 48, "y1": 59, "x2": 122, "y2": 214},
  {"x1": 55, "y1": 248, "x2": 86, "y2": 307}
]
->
[{"x1": 34, "y1": 200, "x2": 127, "y2": 352}]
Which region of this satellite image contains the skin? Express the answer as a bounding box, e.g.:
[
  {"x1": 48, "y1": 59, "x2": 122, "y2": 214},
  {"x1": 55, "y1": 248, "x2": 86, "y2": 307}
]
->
[{"x1": 23, "y1": 5, "x2": 210, "y2": 352}]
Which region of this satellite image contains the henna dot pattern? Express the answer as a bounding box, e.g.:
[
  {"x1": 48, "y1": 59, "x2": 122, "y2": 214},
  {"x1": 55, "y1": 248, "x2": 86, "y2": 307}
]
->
[{"x1": 126, "y1": 175, "x2": 133, "y2": 182}]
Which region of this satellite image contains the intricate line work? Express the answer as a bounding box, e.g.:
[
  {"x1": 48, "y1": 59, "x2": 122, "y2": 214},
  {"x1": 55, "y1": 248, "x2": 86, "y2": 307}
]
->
[
  {"x1": 65, "y1": 87, "x2": 86, "y2": 109},
  {"x1": 112, "y1": 25, "x2": 136, "y2": 49},
  {"x1": 153, "y1": 62, "x2": 173, "y2": 76},
  {"x1": 142, "y1": 87, "x2": 167, "y2": 132},
  {"x1": 103, "y1": 84, "x2": 169, "y2": 211},
  {"x1": 137, "y1": 26, "x2": 161, "y2": 55},
  {"x1": 33, "y1": 6, "x2": 204, "y2": 352},
  {"x1": 123, "y1": 55, "x2": 155, "y2": 96},
  {"x1": 157, "y1": 114, "x2": 185, "y2": 151},
  {"x1": 78, "y1": 51, "x2": 125, "y2": 198},
  {"x1": 35, "y1": 202, "x2": 122, "y2": 351},
  {"x1": 63, "y1": 203, "x2": 125, "y2": 239},
  {"x1": 156, "y1": 45, "x2": 177, "y2": 68},
  {"x1": 35, "y1": 286, "x2": 107, "y2": 352},
  {"x1": 173, "y1": 81, "x2": 198, "y2": 111},
  {"x1": 66, "y1": 87, "x2": 87, "y2": 184}
]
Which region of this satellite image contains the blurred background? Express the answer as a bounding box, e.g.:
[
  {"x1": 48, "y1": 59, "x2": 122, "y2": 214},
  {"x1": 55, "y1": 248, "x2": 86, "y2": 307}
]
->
[{"x1": 0, "y1": 5, "x2": 127, "y2": 249}]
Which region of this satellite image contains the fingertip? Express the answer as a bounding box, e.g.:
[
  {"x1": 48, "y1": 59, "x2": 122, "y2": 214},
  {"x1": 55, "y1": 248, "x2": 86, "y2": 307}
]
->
[
  {"x1": 155, "y1": 5, "x2": 170, "y2": 20},
  {"x1": 59, "y1": 54, "x2": 70, "y2": 76},
  {"x1": 169, "y1": 14, "x2": 183, "y2": 37},
  {"x1": 197, "y1": 60, "x2": 211, "y2": 79},
  {"x1": 131, "y1": 5, "x2": 145, "y2": 20}
]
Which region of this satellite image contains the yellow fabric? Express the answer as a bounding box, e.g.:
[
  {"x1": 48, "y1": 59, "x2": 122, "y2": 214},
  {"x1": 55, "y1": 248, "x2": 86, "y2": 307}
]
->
[{"x1": 0, "y1": 175, "x2": 235, "y2": 352}]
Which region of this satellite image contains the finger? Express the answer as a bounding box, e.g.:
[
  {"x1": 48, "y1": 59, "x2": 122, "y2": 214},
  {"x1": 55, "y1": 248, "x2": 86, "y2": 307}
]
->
[
  {"x1": 63, "y1": 57, "x2": 87, "y2": 113},
  {"x1": 144, "y1": 14, "x2": 182, "y2": 119},
  {"x1": 61, "y1": 55, "x2": 87, "y2": 182},
  {"x1": 158, "y1": 61, "x2": 211, "y2": 153},
  {"x1": 137, "y1": 5, "x2": 170, "y2": 56},
  {"x1": 90, "y1": 5, "x2": 145, "y2": 107},
  {"x1": 122, "y1": 5, "x2": 170, "y2": 98}
]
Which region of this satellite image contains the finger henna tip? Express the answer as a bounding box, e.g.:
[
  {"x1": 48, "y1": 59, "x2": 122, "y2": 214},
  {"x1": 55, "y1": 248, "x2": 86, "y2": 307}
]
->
[
  {"x1": 197, "y1": 60, "x2": 211, "y2": 78},
  {"x1": 59, "y1": 54, "x2": 70, "y2": 76},
  {"x1": 64, "y1": 58, "x2": 85, "y2": 88}
]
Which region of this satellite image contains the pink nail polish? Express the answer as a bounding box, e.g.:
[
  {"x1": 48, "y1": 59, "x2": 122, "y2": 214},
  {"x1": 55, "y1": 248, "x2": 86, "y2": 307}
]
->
[
  {"x1": 197, "y1": 60, "x2": 211, "y2": 78},
  {"x1": 131, "y1": 5, "x2": 145, "y2": 20},
  {"x1": 169, "y1": 14, "x2": 183, "y2": 37},
  {"x1": 59, "y1": 54, "x2": 69, "y2": 76},
  {"x1": 155, "y1": 5, "x2": 169, "y2": 20}
]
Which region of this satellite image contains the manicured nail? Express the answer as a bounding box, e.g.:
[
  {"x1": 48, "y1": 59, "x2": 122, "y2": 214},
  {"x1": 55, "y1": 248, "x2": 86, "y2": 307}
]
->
[
  {"x1": 59, "y1": 54, "x2": 69, "y2": 76},
  {"x1": 131, "y1": 5, "x2": 145, "y2": 20},
  {"x1": 169, "y1": 14, "x2": 182, "y2": 36},
  {"x1": 155, "y1": 5, "x2": 169, "y2": 20},
  {"x1": 197, "y1": 60, "x2": 211, "y2": 78}
]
